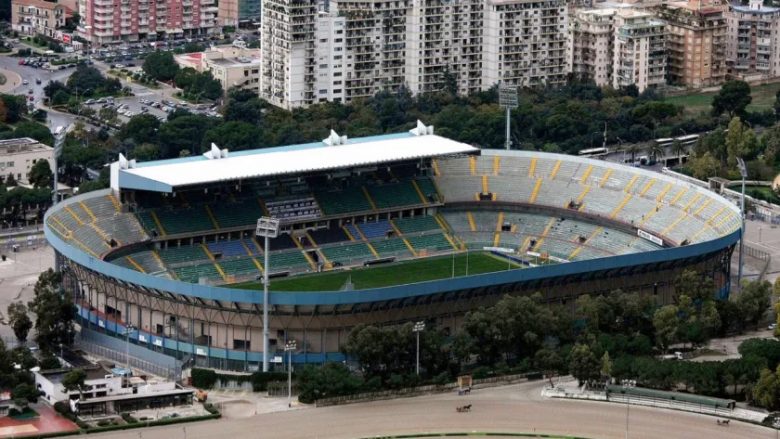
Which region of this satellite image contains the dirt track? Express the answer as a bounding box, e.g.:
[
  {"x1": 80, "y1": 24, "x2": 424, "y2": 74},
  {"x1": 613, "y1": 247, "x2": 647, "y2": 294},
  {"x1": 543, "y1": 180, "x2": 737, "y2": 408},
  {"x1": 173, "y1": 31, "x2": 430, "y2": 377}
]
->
[{"x1": 87, "y1": 381, "x2": 773, "y2": 439}]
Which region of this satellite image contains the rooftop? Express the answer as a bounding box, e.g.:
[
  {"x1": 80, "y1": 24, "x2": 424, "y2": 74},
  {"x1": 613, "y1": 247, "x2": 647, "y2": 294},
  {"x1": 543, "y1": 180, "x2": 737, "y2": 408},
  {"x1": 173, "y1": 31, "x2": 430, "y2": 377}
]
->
[
  {"x1": 116, "y1": 125, "x2": 480, "y2": 192},
  {"x1": 0, "y1": 138, "x2": 53, "y2": 155}
]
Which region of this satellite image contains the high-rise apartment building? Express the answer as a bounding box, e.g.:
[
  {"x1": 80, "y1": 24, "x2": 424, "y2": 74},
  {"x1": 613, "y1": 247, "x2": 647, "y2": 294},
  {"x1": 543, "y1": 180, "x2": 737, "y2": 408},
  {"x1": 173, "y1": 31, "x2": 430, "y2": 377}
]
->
[
  {"x1": 78, "y1": 0, "x2": 218, "y2": 46},
  {"x1": 726, "y1": 0, "x2": 780, "y2": 79},
  {"x1": 260, "y1": 0, "x2": 569, "y2": 109},
  {"x1": 569, "y1": 9, "x2": 615, "y2": 86},
  {"x1": 612, "y1": 9, "x2": 666, "y2": 91},
  {"x1": 657, "y1": 0, "x2": 727, "y2": 88}
]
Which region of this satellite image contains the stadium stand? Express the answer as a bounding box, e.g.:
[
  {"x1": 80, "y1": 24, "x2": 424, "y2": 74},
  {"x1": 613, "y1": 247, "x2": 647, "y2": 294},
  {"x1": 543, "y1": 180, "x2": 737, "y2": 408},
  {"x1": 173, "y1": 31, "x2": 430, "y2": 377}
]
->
[
  {"x1": 219, "y1": 258, "x2": 261, "y2": 279},
  {"x1": 158, "y1": 245, "x2": 209, "y2": 265},
  {"x1": 367, "y1": 181, "x2": 423, "y2": 209},
  {"x1": 309, "y1": 228, "x2": 350, "y2": 245},
  {"x1": 407, "y1": 233, "x2": 454, "y2": 253},
  {"x1": 393, "y1": 216, "x2": 441, "y2": 234},
  {"x1": 210, "y1": 198, "x2": 264, "y2": 228},
  {"x1": 173, "y1": 263, "x2": 221, "y2": 283},
  {"x1": 357, "y1": 220, "x2": 394, "y2": 239},
  {"x1": 207, "y1": 240, "x2": 250, "y2": 258},
  {"x1": 321, "y1": 242, "x2": 374, "y2": 265},
  {"x1": 370, "y1": 237, "x2": 413, "y2": 257},
  {"x1": 315, "y1": 188, "x2": 372, "y2": 215}
]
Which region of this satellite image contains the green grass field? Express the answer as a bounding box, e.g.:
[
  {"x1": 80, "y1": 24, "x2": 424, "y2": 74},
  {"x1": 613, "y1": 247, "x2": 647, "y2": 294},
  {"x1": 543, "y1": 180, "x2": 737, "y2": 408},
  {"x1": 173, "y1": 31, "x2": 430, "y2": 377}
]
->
[
  {"x1": 231, "y1": 252, "x2": 520, "y2": 292},
  {"x1": 666, "y1": 82, "x2": 780, "y2": 115}
]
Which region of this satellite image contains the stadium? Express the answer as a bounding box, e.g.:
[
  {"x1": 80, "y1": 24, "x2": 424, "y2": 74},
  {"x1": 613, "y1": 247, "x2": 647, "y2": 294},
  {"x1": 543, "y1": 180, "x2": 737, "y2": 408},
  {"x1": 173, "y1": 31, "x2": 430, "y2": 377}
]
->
[{"x1": 44, "y1": 122, "x2": 742, "y2": 371}]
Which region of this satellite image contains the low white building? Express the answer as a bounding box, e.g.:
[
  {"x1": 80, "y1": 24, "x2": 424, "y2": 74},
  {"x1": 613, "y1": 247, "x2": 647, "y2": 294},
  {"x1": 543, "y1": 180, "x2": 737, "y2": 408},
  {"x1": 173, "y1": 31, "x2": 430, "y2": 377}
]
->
[
  {"x1": 35, "y1": 365, "x2": 193, "y2": 416},
  {"x1": 0, "y1": 138, "x2": 54, "y2": 185},
  {"x1": 175, "y1": 44, "x2": 262, "y2": 94}
]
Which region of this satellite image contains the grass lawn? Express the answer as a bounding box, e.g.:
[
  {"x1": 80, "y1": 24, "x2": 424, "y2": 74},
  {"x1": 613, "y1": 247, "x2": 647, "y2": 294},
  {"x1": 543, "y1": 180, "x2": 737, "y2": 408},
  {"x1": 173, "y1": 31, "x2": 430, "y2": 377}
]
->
[
  {"x1": 665, "y1": 82, "x2": 780, "y2": 115},
  {"x1": 231, "y1": 252, "x2": 520, "y2": 292},
  {"x1": 745, "y1": 184, "x2": 780, "y2": 204}
]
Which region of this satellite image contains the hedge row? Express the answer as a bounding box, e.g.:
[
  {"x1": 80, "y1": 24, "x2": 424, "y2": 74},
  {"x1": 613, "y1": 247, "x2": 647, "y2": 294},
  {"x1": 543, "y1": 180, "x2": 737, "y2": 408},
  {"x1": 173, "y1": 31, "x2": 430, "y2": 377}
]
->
[{"x1": 190, "y1": 368, "x2": 288, "y2": 392}]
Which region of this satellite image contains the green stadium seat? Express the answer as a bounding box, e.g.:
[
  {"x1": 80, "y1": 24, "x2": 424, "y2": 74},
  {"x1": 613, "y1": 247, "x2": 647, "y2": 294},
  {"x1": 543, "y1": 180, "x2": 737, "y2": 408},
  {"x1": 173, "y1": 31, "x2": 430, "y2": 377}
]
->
[
  {"x1": 315, "y1": 188, "x2": 372, "y2": 215},
  {"x1": 367, "y1": 181, "x2": 422, "y2": 209},
  {"x1": 173, "y1": 263, "x2": 221, "y2": 283},
  {"x1": 322, "y1": 242, "x2": 373, "y2": 264},
  {"x1": 210, "y1": 198, "x2": 264, "y2": 229},
  {"x1": 407, "y1": 233, "x2": 452, "y2": 252},
  {"x1": 394, "y1": 216, "x2": 441, "y2": 234},
  {"x1": 370, "y1": 238, "x2": 412, "y2": 257},
  {"x1": 219, "y1": 258, "x2": 261, "y2": 278},
  {"x1": 158, "y1": 245, "x2": 209, "y2": 265}
]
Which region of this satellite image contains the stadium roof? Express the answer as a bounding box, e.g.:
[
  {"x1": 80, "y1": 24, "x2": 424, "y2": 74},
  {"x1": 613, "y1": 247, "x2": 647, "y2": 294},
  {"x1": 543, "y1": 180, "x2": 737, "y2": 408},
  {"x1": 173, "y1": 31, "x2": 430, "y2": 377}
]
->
[{"x1": 116, "y1": 129, "x2": 479, "y2": 193}]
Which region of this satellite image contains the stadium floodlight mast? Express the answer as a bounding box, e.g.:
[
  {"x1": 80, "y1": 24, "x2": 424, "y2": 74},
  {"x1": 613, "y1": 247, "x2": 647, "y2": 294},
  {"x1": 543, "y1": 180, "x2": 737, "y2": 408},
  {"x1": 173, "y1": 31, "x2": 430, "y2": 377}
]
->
[
  {"x1": 736, "y1": 157, "x2": 747, "y2": 289},
  {"x1": 53, "y1": 125, "x2": 69, "y2": 273},
  {"x1": 256, "y1": 216, "x2": 280, "y2": 372},
  {"x1": 413, "y1": 321, "x2": 425, "y2": 376},
  {"x1": 499, "y1": 84, "x2": 518, "y2": 150},
  {"x1": 285, "y1": 340, "x2": 296, "y2": 407}
]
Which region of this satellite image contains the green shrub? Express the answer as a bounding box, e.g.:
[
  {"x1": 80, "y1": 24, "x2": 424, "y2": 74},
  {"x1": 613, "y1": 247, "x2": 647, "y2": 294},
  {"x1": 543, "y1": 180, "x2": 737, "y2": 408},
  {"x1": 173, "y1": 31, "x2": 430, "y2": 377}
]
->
[
  {"x1": 120, "y1": 412, "x2": 137, "y2": 424},
  {"x1": 190, "y1": 368, "x2": 218, "y2": 389},
  {"x1": 250, "y1": 371, "x2": 288, "y2": 391}
]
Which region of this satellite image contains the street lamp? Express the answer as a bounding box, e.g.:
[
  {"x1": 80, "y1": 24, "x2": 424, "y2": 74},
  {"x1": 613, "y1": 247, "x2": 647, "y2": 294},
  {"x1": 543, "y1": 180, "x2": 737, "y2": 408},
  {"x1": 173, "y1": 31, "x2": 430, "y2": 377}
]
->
[
  {"x1": 736, "y1": 157, "x2": 747, "y2": 289},
  {"x1": 413, "y1": 321, "x2": 425, "y2": 376},
  {"x1": 256, "y1": 216, "x2": 280, "y2": 373},
  {"x1": 125, "y1": 324, "x2": 136, "y2": 371},
  {"x1": 285, "y1": 340, "x2": 296, "y2": 408}
]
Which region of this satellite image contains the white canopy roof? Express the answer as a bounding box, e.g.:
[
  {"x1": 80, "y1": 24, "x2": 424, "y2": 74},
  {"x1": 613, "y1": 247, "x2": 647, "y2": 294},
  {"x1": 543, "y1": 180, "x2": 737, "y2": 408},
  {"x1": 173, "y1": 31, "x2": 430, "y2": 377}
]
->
[{"x1": 117, "y1": 133, "x2": 478, "y2": 192}]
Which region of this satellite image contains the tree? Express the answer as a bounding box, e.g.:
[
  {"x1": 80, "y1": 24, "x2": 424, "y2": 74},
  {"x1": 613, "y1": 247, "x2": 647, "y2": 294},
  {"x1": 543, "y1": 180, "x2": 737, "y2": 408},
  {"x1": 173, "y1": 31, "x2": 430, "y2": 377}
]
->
[
  {"x1": 671, "y1": 139, "x2": 687, "y2": 166},
  {"x1": 534, "y1": 348, "x2": 563, "y2": 387},
  {"x1": 142, "y1": 51, "x2": 179, "y2": 82},
  {"x1": 297, "y1": 362, "x2": 366, "y2": 404},
  {"x1": 119, "y1": 114, "x2": 160, "y2": 144},
  {"x1": 11, "y1": 383, "x2": 38, "y2": 408},
  {"x1": 203, "y1": 121, "x2": 262, "y2": 151},
  {"x1": 28, "y1": 269, "x2": 76, "y2": 353},
  {"x1": 568, "y1": 344, "x2": 600, "y2": 386},
  {"x1": 737, "y1": 279, "x2": 772, "y2": 329},
  {"x1": 725, "y1": 117, "x2": 758, "y2": 167},
  {"x1": 601, "y1": 351, "x2": 612, "y2": 380},
  {"x1": 0, "y1": 94, "x2": 27, "y2": 123},
  {"x1": 61, "y1": 369, "x2": 86, "y2": 399},
  {"x1": 689, "y1": 152, "x2": 720, "y2": 180},
  {"x1": 7, "y1": 302, "x2": 32, "y2": 343},
  {"x1": 653, "y1": 304, "x2": 680, "y2": 353},
  {"x1": 753, "y1": 366, "x2": 780, "y2": 410},
  {"x1": 673, "y1": 269, "x2": 715, "y2": 303},
  {"x1": 5, "y1": 173, "x2": 16, "y2": 187},
  {"x1": 712, "y1": 80, "x2": 752, "y2": 118},
  {"x1": 66, "y1": 65, "x2": 120, "y2": 97},
  {"x1": 644, "y1": 141, "x2": 665, "y2": 164},
  {"x1": 27, "y1": 160, "x2": 52, "y2": 189},
  {"x1": 11, "y1": 122, "x2": 53, "y2": 145}
]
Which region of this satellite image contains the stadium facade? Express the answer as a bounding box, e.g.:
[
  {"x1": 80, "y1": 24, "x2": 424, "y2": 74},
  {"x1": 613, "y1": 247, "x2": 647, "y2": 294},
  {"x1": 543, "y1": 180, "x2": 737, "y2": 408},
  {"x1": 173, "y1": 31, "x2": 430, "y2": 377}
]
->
[{"x1": 45, "y1": 124, "x2": 741, "y2": 371}]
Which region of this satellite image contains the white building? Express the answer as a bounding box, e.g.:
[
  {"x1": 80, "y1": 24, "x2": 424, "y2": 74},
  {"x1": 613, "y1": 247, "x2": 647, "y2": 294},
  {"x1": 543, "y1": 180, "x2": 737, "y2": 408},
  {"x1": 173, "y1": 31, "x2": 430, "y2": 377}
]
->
[
  {"x1": 175, "y1": 44, "x2": 262, "y2": 94},
  {"x1": 612, "y1": 9, "x2": 666, "y2": 92},
  {"x1": 727, "y1": 0, "x2": 780, "y2": 79},
  {"x1": 261, "y1": 0, "x2": 569, "y2": 109},
  {"x1": 35, "y1": 365, "x2": 192, "y2": 416},
  {"x1": 0, "y1": 138, "x2": 54, "y2": 185}
]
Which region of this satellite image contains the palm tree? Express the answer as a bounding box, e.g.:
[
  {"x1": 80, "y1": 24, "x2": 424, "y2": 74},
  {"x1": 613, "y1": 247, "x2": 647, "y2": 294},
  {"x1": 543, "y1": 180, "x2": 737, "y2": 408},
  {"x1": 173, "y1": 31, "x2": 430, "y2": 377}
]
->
[
  {"x1": 645, "y1": 141, "x2": 665, "y2": 165},
  {"x1": 671, "y1": 140, "x2": 687, "y2": 167},
  {"x1": 625, "y1": 143, "x2": 642, "y2": 164}
]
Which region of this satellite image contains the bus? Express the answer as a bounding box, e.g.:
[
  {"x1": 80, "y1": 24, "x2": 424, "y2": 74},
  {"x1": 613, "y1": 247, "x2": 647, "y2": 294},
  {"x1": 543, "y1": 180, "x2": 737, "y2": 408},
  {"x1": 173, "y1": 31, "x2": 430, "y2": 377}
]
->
[
  {"x1": 654, "y1": 134, "x2": 699, "y2": 149},
  {"x1": 578, "y1": 147, "x2": 608, "y2": 158}
]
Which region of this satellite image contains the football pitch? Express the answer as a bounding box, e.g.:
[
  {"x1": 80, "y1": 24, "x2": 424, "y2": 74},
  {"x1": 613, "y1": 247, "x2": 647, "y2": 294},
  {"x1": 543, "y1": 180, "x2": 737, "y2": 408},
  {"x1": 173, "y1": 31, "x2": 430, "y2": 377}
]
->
[{"x1": 231, "y1": 252, "x2": 521, "y2": 291}]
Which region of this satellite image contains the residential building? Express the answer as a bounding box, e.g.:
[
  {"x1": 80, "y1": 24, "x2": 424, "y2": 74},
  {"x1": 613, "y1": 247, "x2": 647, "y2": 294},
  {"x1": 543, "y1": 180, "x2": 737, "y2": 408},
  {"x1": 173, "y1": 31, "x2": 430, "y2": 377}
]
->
[
  {"x1": 77, "y1": 0, "x2": 219, "y2": 47},
  {"x1": 35, "y1": 365, "x2": 193, "y2": 416},
  {"x1": 175, "y1": 43, "x2": 262, "y2": 94},
  {"x1": 569, "y1": 9, "x2": 616, "y2": 86},
  {"x1": 612, "y1": 9, "x2": 666, "y2": 92},
  {"x1": 218, "y1": 0, "x2": 261, "y2": 26},
  {"x1": 260, "y1": 0, "x2": 318, "y2": 108},
  {"x1": 11, "y1": 0, "x2": 74, "y2": 38},
  {"x1": 657, "y1": 0, "x2": 727, "y2": 88},
  {"x1": 0, "y1": 138, "x2": 54, "y2": 185},
  {"x1": 261, "y1": 0, "x2": 569, "y2": 109},
  {"x1": 726, "y1": 0, "x2": 780, "y2": 79}
]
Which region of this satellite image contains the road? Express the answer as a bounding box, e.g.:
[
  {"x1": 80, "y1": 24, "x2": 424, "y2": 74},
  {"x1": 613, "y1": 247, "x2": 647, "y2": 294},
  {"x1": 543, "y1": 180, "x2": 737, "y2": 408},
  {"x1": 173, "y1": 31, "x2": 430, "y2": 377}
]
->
[{"x1": 85, "y1": 381, "x2": 774, "y2": 439}]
